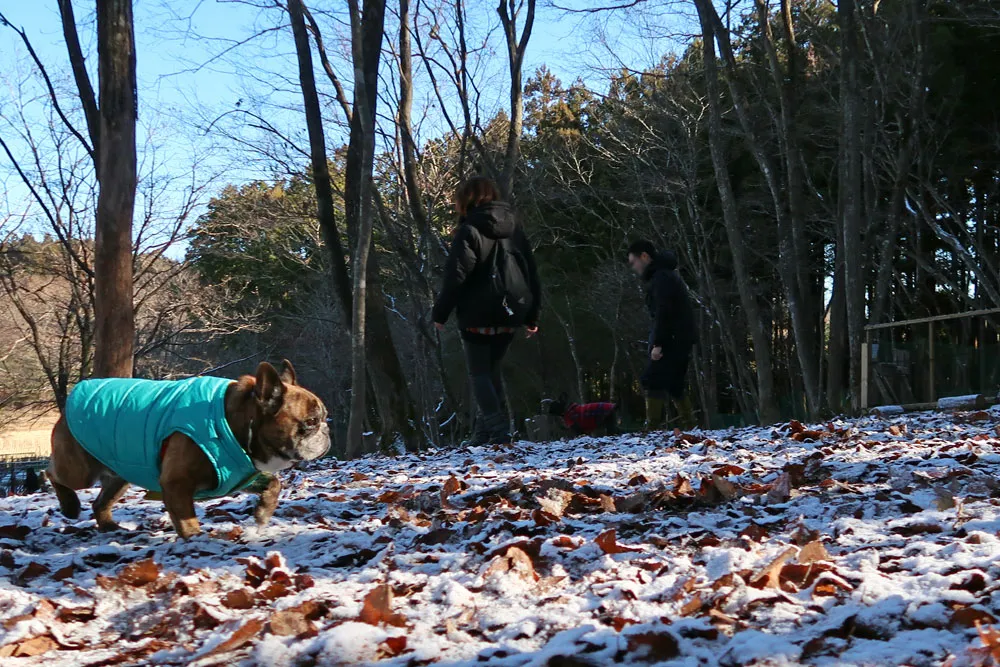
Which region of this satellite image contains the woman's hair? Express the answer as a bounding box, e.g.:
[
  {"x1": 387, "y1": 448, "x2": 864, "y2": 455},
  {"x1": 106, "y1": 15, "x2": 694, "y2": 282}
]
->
[{"x1": 454, "y1": 176, "x2": 501, "y2": 217}]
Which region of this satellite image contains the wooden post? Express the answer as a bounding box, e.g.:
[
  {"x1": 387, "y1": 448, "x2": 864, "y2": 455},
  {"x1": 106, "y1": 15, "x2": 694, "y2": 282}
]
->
[
  {"x1": 928, "y1": 321, "x2": 935, "y2": 403},
  {"x1": 861, "y1": 332, "x2": 870, "y2": 410}
]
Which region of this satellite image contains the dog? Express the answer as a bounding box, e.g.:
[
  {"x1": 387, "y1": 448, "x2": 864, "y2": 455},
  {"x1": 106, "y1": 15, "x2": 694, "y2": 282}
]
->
[
  {"x1": 47, "y1": 360, "x2": 330, "y2": 538},
  {"x1": 545, "y1": 393, "x2": 618, "y2": 437}
]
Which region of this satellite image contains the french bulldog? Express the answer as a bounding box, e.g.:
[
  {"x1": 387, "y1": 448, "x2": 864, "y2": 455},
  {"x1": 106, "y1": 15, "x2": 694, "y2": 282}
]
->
[{"x1": 46, "y1": 360, "x2": 330, "y2": 538}]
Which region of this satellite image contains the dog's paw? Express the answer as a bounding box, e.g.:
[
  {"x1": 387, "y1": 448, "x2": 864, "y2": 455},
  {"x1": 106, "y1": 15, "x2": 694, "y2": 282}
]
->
[{"x1": 96, "y1": 521, "x2": 124, "y2": 533}]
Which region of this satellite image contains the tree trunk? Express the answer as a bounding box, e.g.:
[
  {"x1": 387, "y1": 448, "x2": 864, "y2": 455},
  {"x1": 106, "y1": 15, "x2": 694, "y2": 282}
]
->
[
  {"x1": 496, "y1": 0, "x2": 535, "y2": 197},
  {"x1": 839, "y1": 0, "x2": 865, "y2": 410},
  {"x1": 705, "y1": 0, "x2": 821, "y2": 418},
  {"x1": 345, "y1": 0, "x2": 387, "y2": 457},
  {"x1": 694, "y1": 0, "x2": 780, "y2": 424},
  {"x1": 287, "y1": 0, "x2": 354, "y2": 322},
  {"x1": 92, "y1": 0, "x2": 137, "y2": 379},
  {"x1": 397, "y1": 0, "x2": 429, "y2": 235}
]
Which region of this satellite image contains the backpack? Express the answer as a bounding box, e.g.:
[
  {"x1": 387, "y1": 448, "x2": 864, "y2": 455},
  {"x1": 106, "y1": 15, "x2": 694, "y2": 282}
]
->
[{"x1": 486, "y1": 238, "x2": 533, "y2": 325}]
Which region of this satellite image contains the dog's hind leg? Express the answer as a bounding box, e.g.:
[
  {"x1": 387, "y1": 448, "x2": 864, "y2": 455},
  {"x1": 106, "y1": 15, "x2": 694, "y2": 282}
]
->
[{"x1": 93, "y1": 473, "x2": 130, "y2": 532}]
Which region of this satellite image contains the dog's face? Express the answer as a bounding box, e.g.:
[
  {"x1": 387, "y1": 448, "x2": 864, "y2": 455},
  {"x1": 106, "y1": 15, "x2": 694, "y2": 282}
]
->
[
  {"x1": 247, "y1": 360, "x2": 331, "y2": 472},
  {"x1": 545, "y1": 393, "x2": 569, "y2": 416}
]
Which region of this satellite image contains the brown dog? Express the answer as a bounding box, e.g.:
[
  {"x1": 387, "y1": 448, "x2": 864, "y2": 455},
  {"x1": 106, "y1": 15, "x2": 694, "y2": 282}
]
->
[{"x1": 47, "y1": 360, "x2": 330, "y2": 538}]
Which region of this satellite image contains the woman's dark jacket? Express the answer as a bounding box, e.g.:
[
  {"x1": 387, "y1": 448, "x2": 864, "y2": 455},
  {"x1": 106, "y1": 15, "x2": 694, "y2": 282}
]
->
[
  {"x1": 643, "y1": 251, "x2": 696, "y2": 350},
  {"x1": 432, "y1": 202, "x2": 541, "y2": 329}
]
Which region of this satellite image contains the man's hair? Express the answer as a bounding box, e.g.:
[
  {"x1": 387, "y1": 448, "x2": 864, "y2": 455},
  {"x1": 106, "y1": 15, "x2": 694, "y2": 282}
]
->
[{"x1": 627, "y1": 240, "x2": 657, "y2": 259}]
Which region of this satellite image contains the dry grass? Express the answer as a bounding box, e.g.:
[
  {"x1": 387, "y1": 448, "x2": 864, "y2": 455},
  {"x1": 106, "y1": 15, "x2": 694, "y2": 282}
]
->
[{"x1": 0, "y1": 410, "x2": 57, "y2": 460}]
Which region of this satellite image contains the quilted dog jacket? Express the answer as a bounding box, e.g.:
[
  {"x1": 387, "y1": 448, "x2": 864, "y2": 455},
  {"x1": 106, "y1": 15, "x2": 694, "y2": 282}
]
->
[{"x1": 64, "y1": 376, "x2": 259, "y2": 498}]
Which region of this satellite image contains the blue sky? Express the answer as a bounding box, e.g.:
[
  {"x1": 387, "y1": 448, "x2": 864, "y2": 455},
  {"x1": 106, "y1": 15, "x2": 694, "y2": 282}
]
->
[{"x1": 0, "y1": 0, "x2": 692, "y2": 256}]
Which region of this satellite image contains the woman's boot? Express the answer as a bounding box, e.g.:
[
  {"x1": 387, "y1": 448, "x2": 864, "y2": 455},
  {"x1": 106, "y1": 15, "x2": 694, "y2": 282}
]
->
[
  {"x1": 673, "y1": 396, "x2": 696, "y2": 431},
  {"x1": 460, "y1": 412, "x2": 491, "y2": 447},
  {"x1": 644, "y1": 396, "x2": 665, "y2": 432},
  {"x1": 484, "y1": 413, "x2": 512, "y2": 445}
]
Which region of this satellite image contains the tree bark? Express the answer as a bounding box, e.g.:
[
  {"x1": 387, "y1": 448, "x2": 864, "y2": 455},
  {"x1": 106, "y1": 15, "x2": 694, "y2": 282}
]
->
[
  {"x1": 398, "y1": 0, "x2": 429, "y2": 235},
  {"x1": 496, "y1": 0, "x2": 535, "y2": 197},
  {"x1": 694, "y1": 0, "x2": 780, "y2": 424},
  {"x1": 92, "y1": 0, "x2": 137, "y2": 378},
  {"x1": 57, "y1": 0, "x2": 100, "y2": 161},
  {"x1": 287, "y1": 0, "x2": 355, "y2": 321},
  {"x1": 703, "y1": 0, "x2": 821, "y2": 417},
  {"x1": 345, "y1": 0, "x2": 387, "y2": 457},
  {"x1": 839, "y1": 0, "x2": 865, "y2": 410}
]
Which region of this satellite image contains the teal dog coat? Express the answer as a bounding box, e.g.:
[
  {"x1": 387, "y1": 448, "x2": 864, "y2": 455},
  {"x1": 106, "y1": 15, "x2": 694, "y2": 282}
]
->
[{"x1": 64, "y1": 376, "x2": 259, "y2": 498}]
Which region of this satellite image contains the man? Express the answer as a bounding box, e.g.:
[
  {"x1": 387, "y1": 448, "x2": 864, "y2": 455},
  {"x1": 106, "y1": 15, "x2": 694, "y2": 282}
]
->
[{"x1": 627, "y1": 240, "x2": 697, "y2": 431}]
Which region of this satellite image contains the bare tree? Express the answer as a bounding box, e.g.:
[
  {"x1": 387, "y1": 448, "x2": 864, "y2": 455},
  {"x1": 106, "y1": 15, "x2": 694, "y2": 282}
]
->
[{"x1": 497, "y1": 0, "x2": 536, "y2": 196}]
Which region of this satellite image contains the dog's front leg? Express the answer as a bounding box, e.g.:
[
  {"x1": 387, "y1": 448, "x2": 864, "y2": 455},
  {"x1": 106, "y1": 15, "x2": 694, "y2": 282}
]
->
[
  {"x1": 160, "y1": 434, "x2": 213, "y2": 539},
  {"x1": 254, "y1": 474, "x2": 281, "y2": 527}
]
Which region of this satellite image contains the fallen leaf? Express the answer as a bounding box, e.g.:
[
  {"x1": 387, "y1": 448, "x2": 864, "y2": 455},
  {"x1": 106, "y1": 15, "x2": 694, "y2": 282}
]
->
[
  {"x1": 379, "y1": 636, "x2": 408, "y2": 657},
  {"x1": 628, "y1": 474, "x2": 649, "y2": 487},
  {"x1": 611, "y1": 617, "x2": 639, "y2": 632},
  {"x1": 193, "y1": 604, "x2": 224, "y2": 630},
  {"x1": 626, "y1": 631, "x2": 680, "y2": 660},
  {"x1": 680, "y1": 595, "x2": 703, "y2": 616},
  {"x1": 596, "y1": 529, "x2": 642, "y2": 555},
  {"x1": 257, "y1": 581, "x2": 291, "y2": 601},
  {"x1": 797, "y1": 541, "x2": 829, "y2": 565},
  {"x1": 202, "y1": 618, "x2": 264, "y2": 658},
  {"x1": 976, "y1": 623, "x2": 1000, "y2": 661},
  {"x1": 551, "y1": 536, "x2": 581, "y2": 550},
  {"x1": 485, "y1": 546, "x2": 539, "y2": 583},
  {"x1": 892, "y1": 522, "x2": 944, "y2": 537},
  {"x1": 0, "y1": 525, "x2": 30, "y2": 541},
  {"x1": 789, "y1": 420, "x2": 805, "y2": 435},
  {"x1": 532, "y1": 509, "x2": 558, "y2": 527},
  {"x1": 952, "y1": 607, "x2": 997, "y2": 628},
  {"x1": 766, "y1": 474, "x2": 792, "y2": 505},
  {"x1": 119, "y1": 558, "x2": 159, "y2": 586},
  {"x1": 712, "y1": 464, "x2": 746, "y2": 476},
  {"x1": 359, "y1": 584, "x2": 407, "y2": 627},
  {"x1": 11, "y1": 635, "x2": 59, "y2": 657},
  {"x1": 52, "y1": 564, "x2": 78, "y2": 581},
  {"x1": 269, "y1": 610, "x2": 316, "y2": 638},
  {"x1": 750, "y1": 547, "x2": 796, "y2": 589},
  {"x1": 58, "y1": 605, "x2": 96, "y2": 623},
  {"x1": 598, "y1": 494, "x2": 617, "y2": 513},
  {"x1": 711, "y1": 474, "x2": 740, "y2": 500},
  {"x1": 16, "y1": 561, "x2": 50, "y2": 585},
  {"x1": 294, "y1": 573, "x2": 315, "y2": 590},
  {"x1": 222, "y1": 588, "x2": 257, "y2": 610},
  {"x1": 351, "y1": 472, "x2": 369, "y2": 482},
  {"x1": 739, "y1": 523, "x2": 770, "y2": 542},
  {"x1": 673, "y1": 476, "x2": 694, "y2": 496},
  {"x1": 0, "y1": 550, "x2": 15, "y2": 568},
  {"x1": 441, "y1": 475, "x2": 463, "y2": 508},
  {"x1": 538, "y1": 488, "x2": 574, "y2": 517}
]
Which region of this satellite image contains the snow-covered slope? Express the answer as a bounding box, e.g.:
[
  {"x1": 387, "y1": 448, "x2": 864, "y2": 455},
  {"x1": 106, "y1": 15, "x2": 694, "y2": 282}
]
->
[{"x1": 3, "y1": 410, "x2": 1000, "y2": 666}]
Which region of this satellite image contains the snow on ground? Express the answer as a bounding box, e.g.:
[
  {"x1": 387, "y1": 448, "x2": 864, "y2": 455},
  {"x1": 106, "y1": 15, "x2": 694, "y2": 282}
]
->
[{"x1": 3, "y1": 410, "x2": 1000, "y2": 666}]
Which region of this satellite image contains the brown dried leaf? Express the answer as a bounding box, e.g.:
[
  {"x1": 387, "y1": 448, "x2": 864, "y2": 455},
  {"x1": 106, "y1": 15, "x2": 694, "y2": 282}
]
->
[
  {"x1": 712, "y1": 464, "x2": 746, "y2": 476},
  {"x1": 739, "y1": 523, "x2": 770, "y2": 542},
  {"x1": 532, "y1": 509, "x2": 558, "y2": 527},
  {"x1": 797, "y1": 541, "x2": 829, "y2": 565},
  {"x1": 16, "y1": 561, "x2": 50, "y2": 584},
  {"x1": 222, "y1": 588, "x2": 257, "y2": 610},
  {"x1": 789, "y1": 420, "x2": 805, "y2": 435},
  {"x1": 626, "y1": 631, "x2": 680, "y2": 660},
  {"x1": 359, "y1": 584, "x2": 407, "y2": 627},
  {"x1": 976, "y1": 623, "x2": 1000, "y2": 661},
  {"x1": 892, "y1": 522, "x2": 944, "y2": 537},
  {"x1": 538, "y1": 488, "x2": 574, "y2": 517},
  {"x1": 673, "y1": 476, "x2": 694, "y2": 496},
  {"x1": 766, "y1": 473, "x2": 792, "y2": 505},
  {"x1": 750, "y1": 547, "x2": 796, "y2": 589},
  {"x1": 119, "y1": 558, "x2": 159, "y2": 587},
  {"x1": 711, "y1": 474, "x2": 740, "y2": 500},
  {"x1": 10, "y1": 635, "x2": 59, "y2": 658},
  {"x1": 351, "y1": 472, "x2": 369, "y2": 482},
  {"x1": 596, "y1": 529, "x2": 642, "y2": 555},
  {"x1": 380, "y1": 636, "x2": 408, "y2": 657},
  {"x1": 952, "y1": 607, "x2": 997, "y2": 628},
  {"x1": 193, "y1": 604, "x2": 224, "y2": 630},
  {"x1": 57, "y1": 605, "x2": 96, "y2": 623},
  {"x1": 294, "y1": 573, "x2": 315, "y2": 590},
  {"x1": 52, "y1": 564, "x2": 78, "y2": 581},
  {"x1": 203, "y1": 618, "x2": 264, "y2": 658},
  {"x1": 0, "y1": 525, "x2": 30, "y2": 541},
  {"x1": 551, "y1": 536, "x2": 581, "y2": 550},
  {"x1": 269, "y1": 610, "x2": 316, "y2": 638},
  {"x1": 441, "y1": 476, "x2": 463, "y2": 508},
  {"x1": 485, "y1": 546, "x2": 539, "y2": 583},
  {"x1": 680, "y1": 595, "x2": 703, "y2": 616},
  {"x1": 257, "y1": 582, "x2": 292, "y2": 601},
  {"x1": 598, "y1": 494, "x2": 617, "y2": 513}
]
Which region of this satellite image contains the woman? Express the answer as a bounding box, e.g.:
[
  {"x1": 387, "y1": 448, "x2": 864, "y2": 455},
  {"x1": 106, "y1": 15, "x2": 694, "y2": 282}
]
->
[{"x1": 433, "y1": 177, "x2": 541, "y2": 446}]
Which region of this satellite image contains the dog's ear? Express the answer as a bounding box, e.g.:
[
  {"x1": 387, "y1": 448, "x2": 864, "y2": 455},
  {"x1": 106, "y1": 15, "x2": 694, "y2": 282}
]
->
[
  {"x1": 279, "y1": 359, "x2": 298, "y2": 386},
  {"x1": 254, "y1": 362, "x2": 285, "y2": 415}
]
